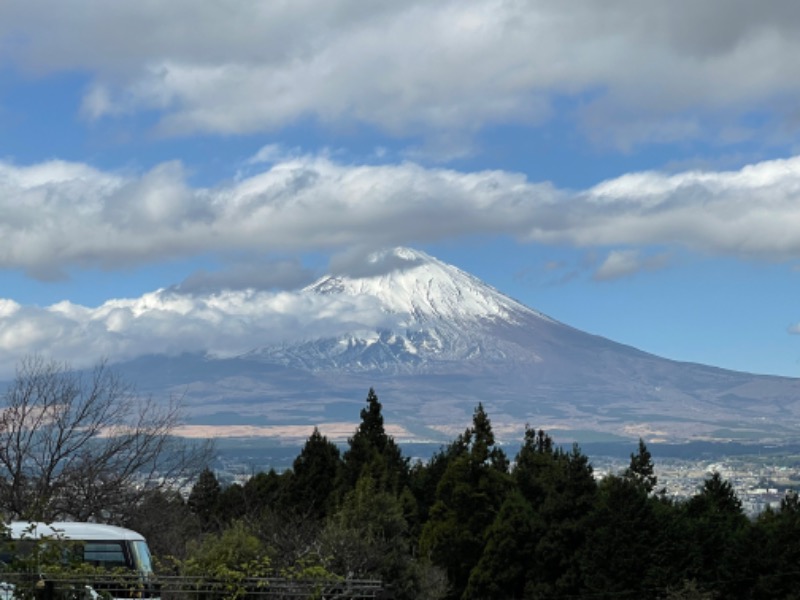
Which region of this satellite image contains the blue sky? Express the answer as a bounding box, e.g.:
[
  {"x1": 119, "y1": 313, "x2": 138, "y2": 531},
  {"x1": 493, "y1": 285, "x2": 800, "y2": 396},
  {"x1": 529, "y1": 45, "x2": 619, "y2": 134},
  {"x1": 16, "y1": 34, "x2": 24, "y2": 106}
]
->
[{"x1": 2, "y1": 1, "x2": 800, "y2": 378}]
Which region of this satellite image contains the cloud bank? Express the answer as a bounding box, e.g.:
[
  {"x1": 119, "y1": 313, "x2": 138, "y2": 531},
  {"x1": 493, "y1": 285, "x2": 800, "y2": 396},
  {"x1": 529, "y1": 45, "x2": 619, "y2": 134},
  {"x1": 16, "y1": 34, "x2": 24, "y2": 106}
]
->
[
  {"x1": 3, "y1": 152, "x2": 800, "y2": 281},
  {"x1": 3, "y1": 1, "x2": 800, "y2": 146},
  {"x1": 0, "y1": 287, "x2": 397, "y2": 379}
]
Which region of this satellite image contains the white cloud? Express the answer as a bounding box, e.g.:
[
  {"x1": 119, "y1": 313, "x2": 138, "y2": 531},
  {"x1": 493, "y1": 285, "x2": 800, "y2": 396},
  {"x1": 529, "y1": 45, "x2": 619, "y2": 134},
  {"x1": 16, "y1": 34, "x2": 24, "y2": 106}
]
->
[
  {"x1": 174, "y1": 257, "x2": 317, "y2": 294},
  {"x1": 0, "y1": 153, "x2": 553, "y2": 276},
  {"x1": 5, "y1": 153, "x2": 800, "y2": 278},
  {"x1": 328, "y1": 246, "x2": 425, "y2": 279},
  {"x1": 0, "y1": 287, "x2": 397, "y2": 379},
  {"x1": 594, "y1": 250, "x2": 642, "y2": 281},
  {"x1": 593, "y1": 250, "x2": 670, "y2": 281},
  {"x1": 3, "y1": 1, "x2": 800, "y2": 145},
  {"x1": 572, "y1": 157, "x2": 800, "y2": 258}
]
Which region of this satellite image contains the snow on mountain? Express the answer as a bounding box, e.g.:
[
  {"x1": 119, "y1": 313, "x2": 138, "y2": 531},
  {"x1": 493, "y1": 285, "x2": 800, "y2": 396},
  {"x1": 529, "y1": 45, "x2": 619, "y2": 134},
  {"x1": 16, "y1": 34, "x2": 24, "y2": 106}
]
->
[
  {"x1": 247, "y1": 247, "x2": 555, "y2": 372},
  {"x1": 304, "y1": 247, "x2": 548, "y2": 325}
]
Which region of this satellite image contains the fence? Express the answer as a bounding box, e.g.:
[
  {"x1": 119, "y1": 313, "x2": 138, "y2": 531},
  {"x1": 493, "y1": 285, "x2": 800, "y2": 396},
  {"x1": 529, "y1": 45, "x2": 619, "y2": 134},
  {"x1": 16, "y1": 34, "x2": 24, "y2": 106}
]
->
[{"x1": 0, "y1": 573, "x2": 384, "y2": 600}]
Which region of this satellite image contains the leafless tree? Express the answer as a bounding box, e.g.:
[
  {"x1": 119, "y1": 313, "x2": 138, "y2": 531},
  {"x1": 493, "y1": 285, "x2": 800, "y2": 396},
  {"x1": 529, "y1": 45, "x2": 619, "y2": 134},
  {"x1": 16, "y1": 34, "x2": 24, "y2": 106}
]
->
[{"x1": 0, "y1": 356, "x2": 212, "y2": 522}]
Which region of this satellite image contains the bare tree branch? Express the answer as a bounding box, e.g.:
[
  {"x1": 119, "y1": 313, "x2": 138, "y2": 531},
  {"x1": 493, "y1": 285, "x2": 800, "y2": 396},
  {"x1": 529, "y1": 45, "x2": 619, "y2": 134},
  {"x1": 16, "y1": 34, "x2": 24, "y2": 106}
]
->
[{"x1": 0, "y1": 356, "x2": 212, "y2": 522}]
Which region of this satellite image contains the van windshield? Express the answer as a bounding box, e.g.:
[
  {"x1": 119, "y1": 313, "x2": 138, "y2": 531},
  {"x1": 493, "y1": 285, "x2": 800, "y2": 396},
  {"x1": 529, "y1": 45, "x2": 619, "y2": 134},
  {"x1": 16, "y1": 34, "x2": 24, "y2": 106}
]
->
[{"x1": 129, "y1": 540, "x2": 154, "y2": 575}]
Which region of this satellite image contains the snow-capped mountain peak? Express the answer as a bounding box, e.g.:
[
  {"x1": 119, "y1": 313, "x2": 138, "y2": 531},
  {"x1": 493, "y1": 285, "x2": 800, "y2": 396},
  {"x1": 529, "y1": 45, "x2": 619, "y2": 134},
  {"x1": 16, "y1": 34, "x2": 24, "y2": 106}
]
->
[
  {"x1": 249, "y1": 246, "x2": 559, "y2": 373},
  {"x1": 304, "y1": 247, "x2": 543, "y2": 325}
]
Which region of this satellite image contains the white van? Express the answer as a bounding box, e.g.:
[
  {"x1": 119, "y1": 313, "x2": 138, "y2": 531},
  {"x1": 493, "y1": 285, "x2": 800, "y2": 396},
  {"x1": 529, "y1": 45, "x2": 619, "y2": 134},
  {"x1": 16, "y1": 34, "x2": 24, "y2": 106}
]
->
[{"x1": 1, "y1": 522, "x2": 158, "y2": 599}]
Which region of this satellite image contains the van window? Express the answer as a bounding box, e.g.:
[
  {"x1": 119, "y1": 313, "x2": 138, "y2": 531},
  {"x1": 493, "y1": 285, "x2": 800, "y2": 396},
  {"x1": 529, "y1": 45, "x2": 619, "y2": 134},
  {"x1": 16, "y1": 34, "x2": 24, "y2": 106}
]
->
[{"x1": 82, "y1": 542, "x2": 129, "y2": 569}]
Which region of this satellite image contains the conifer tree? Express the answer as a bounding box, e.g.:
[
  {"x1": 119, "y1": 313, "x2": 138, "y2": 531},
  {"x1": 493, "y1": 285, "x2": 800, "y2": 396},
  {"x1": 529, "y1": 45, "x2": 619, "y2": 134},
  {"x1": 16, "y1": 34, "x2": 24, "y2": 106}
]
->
[
  {"x1": 624, "y1": 438, "x2": 658, "y2": 493},
  {"x1": 125, "y1": 489, "x2": 197, "y2": 560},
  {"x1": 217, "y1": 482, "x2": 247, "y2": 523},
  {"x1": 407, "y1": 433, "x2": 471, "y2": 544},
  {"x1": 322, "y1": 475, "x2": 417, "y2": 597},
  {"x1": 462, "y1": 489, "x2": 537, "y2": 599},
  {"x1": 513, "y1": 426, "x2": 558, "y2": 508},
  {"x1": 419, "y1": 404, "x2": 510, "y2": 599},
  {"x1": 187, "y1": 467, "x2": 222, "y2": 532},
  {"x1": 750, "y1": 490, "x2": 800, "y2": 598},
  {"x1": 341, "y1": 388, "x2": 407, "y2": 494},
  {"x1": 580, "y1": 473, "x2": 662, "y2": 596},
  {"x1": 688, "y1": 471, "x2": 744, "y2": 517},
  {"x1": 683, "y1": 471, "x2": 749, "y2": 596},
  {"x1": 289, "y1": 427, "x2": 341, "y2": 519},
  {"x1": 514, "y1": 436, "x2": 597, "y2": 598},
  {"x1": 470, "y1": 403, "x2": 508, "y2": 471},
  {"x1": 242, "y1": 468, "x2": 290, "y2": 517}
]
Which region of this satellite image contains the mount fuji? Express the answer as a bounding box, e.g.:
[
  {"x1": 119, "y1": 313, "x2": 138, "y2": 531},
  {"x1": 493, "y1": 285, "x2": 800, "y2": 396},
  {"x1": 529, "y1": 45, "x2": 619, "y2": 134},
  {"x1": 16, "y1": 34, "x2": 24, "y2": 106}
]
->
[{"x1": 115, "y1": 247, "x2": 800, "y2": 445}]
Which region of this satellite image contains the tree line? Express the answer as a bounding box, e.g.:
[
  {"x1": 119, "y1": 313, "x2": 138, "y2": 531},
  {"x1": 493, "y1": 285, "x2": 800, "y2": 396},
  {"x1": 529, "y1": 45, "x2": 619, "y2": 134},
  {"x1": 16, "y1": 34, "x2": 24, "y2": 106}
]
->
[
  {"x1": 2, "y1": 359, "x2": 799, "y2": 599},
  {"x1": 153, "y1": 389, "x2": 800, "y2": 600}
]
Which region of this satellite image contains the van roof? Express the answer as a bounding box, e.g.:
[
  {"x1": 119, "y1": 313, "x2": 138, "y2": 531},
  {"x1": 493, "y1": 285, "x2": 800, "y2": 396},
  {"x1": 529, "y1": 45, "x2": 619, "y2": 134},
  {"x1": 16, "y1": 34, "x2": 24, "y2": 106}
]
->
[{"x1": 6, "y1": 522, "x2": 145, "y2": 542}]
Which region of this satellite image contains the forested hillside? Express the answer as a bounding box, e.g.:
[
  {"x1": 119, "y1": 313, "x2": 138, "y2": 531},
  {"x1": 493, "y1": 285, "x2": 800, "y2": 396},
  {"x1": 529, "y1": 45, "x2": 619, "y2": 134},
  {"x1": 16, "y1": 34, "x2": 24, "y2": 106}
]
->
[{"x1": 125, "y1": 389, "x2": 800, "y2": 600}]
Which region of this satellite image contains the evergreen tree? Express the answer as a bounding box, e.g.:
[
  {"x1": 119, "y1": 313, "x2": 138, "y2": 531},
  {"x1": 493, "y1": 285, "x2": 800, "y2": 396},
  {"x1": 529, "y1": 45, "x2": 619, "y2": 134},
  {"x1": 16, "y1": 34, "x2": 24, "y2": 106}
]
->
[
  {"x1": 580, "y1": 474, "x2": 662, "y2": 596},
  {"x1": 624, "y1": 438, "x2": 658, "y2": 493},
  {"x1": 689, "y1": 471, "x2": 744, "y2": 516},
  {"x1": 513, "y1": 426, "x2": 558, "y2": 508},
  {"x1": 518, "y1": 441, "x2": 597, "y2": 598},
  {"x1": 217, "y1": 482, "x2": 247, "y2": 524},
  {"x1": 288, "y1": 427, "x2": 341, "y2": 519},
  {"x1": 419, "y1": 405, "x2": 510, "y2": 599},
  {"x1": 407, "y1": 434, "x2": 471, "y2": 544},
  {"x1": 648, "y1": 491, "x2": 697, "y2": 593},
  {"x1": 242, "y1": 468, "x2": 290, "y2": 517},
  {"x1": 750, "y1": 490, "x2": 800, "y2": 598},
  {"x1": 462, "y1": 489, "x2": 537, "y2": 599},
  {"x1": 125, "y1": 489, "x2": 198, "y2": 560},
  {"x1": 187, "y1": 467, "x2": 222, "y2": 532},
  {"x1": 322, "y1": 475, "x2": 417, "y2": 597},
  {"x1": 341, "y1": 388, "x2": 407, "y2": 494},
  {"x1": 470, "y1": 403, "x2": 509, "y2": 471},
  {"x1": 683, "y1": 472, "x2": 750, "y2": 597}
]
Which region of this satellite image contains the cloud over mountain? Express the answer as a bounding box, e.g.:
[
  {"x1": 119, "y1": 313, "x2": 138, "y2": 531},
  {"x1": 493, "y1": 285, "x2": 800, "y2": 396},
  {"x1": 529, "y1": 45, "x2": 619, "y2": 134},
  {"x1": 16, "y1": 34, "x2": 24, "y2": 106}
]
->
[
  {"x1": 0, "y1": 285, "x2": 398, "y2": 379},
  {"x1": 0, "y1": 248, "x2": 516, "y2": 377}
]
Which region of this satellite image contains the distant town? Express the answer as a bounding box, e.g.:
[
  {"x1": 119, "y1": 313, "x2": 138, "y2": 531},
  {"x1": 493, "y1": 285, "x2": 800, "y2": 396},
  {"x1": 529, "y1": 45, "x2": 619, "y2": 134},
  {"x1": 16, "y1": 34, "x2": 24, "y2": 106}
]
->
[{"x1": 593, "y1": 454, "x2": 800, "y2": 516}]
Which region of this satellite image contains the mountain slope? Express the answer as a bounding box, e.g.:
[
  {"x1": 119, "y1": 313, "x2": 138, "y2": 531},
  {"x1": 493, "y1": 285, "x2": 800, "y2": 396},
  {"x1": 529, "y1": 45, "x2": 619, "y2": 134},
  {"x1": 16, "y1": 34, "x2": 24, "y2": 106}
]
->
[{"x1": 119, "y1": 247, "x2": 800, "y2": 444}]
